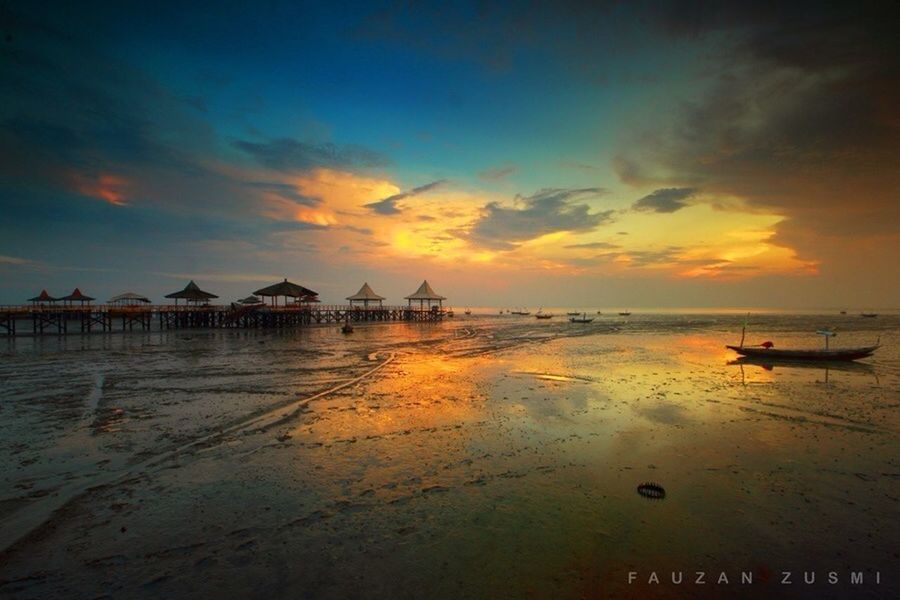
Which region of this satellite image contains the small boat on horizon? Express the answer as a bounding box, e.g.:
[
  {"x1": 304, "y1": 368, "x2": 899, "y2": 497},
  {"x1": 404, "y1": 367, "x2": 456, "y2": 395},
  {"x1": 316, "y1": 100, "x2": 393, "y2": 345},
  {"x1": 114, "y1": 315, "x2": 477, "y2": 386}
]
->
[
  {"x1": 566, "y1": 311, "x2": 580, "y2": 316},
  {"x1": 618, "y1": 311, "x2": 631, "y2": 316},
  {"x1": 464, "y1": 308, "x2": 471, "y2": 315},
  {"x1": 861, "y1": 313, "x2": 878, "y2": 318},
  {"x1": 447, "y1": 309, "x2": 455, "y2": 317},
  {"x1": 535, "y1": 308, "x2": 552, "y2": 319}
]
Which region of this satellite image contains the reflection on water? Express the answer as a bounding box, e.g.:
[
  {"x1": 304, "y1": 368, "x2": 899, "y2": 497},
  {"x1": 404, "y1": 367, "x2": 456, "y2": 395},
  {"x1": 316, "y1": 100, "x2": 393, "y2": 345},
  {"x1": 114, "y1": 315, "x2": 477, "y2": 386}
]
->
[{"x1": 0, "y1": 315, "x2": 898, "y2": 598}]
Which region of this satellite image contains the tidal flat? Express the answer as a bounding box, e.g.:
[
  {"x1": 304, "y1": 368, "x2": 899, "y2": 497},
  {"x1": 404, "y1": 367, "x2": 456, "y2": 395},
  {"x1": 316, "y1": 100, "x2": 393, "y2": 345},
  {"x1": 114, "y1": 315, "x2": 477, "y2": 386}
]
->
[{"x1": 1, "y1": 314, "x2": 898, "y2": 598}]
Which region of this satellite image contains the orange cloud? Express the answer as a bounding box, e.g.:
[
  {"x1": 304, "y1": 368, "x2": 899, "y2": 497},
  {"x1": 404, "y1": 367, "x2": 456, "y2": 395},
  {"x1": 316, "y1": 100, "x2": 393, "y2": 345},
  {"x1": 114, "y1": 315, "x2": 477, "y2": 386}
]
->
[{"x1": 74, "y1": 173, "x2": 130, "y2": 206}]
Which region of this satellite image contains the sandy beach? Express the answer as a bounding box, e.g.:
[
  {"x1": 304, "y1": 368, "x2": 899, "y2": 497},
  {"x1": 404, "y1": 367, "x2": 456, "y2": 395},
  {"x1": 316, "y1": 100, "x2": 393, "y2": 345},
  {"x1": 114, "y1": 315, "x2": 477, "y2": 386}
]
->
[{"x1": 1, "y1": 313, "x2": 898, "y2": 598}]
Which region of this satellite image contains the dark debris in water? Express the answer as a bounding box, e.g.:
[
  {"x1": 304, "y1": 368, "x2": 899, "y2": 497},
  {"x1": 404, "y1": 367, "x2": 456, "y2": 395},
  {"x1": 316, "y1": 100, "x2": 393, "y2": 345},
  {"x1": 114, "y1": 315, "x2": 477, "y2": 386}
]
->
[{"x1": 637, "y1": 482, "x2": 666, "y2": 499}]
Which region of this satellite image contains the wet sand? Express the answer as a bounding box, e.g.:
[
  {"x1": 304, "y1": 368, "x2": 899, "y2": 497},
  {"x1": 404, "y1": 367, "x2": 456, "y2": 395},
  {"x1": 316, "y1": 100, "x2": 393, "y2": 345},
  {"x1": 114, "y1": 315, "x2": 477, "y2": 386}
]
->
[{"x1": 1, "y1": 314, "x2": 898, "y2": 598}]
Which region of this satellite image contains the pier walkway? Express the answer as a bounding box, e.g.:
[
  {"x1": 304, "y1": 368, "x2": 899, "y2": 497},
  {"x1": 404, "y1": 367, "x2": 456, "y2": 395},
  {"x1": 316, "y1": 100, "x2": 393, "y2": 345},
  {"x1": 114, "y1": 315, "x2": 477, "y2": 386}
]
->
[{"x1": 0, "y1": 304, "x2": 444, "y2": 336}]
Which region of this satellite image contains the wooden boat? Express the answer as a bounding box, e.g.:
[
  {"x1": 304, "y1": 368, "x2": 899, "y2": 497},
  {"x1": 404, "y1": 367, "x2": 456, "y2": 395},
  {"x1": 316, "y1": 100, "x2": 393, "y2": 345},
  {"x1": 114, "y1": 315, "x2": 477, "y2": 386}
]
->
[
  {"x1": 569, "y1": 313, "x2": 594, "y2": 323},
  {"x1": 535, "y1": 311, "x2": 552, "y2": 319},
  {"x1": 446, "y1": 310, "x2": 455, "y2": 317},
  {"x1": 566, "y1": 311, "x2": 580, "y2": 316},
  {"x1": 860, "y1": 313, "x2": 878, "y2": 318},
  {"x1": 618, "y1": 311, "x2": 631, "y2": 316},
  {"x1": 726, "y1": 344, "x2": 879, "y2": 361},
  {"x1": 511, "y1": 309, "x2": 530, "y2": 315},
  {"x1": 464, "y1": 308, "x2": 471, "y2": 315},
  {"x1": 729, "y1": 356, "x2": 875, "y2": 373},
  {"x1": 596, "y1": 311, "x2": 602, "y2": 315}
]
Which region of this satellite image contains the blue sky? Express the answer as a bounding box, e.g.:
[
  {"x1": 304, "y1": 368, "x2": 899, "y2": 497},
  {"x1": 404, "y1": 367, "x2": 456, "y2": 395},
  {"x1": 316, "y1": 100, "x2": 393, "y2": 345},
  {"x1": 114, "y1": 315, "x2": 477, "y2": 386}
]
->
[{"x1": 1, "y1": 1, "x2": 897, "y2": 307}]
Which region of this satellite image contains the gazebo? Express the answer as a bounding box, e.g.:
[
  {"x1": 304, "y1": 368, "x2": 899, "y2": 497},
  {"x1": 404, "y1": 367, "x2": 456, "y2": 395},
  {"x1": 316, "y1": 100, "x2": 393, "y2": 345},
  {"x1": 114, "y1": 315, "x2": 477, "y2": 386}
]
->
[
  {"x1": 254, "y1": 278, "x2": 318, "y2": 307},
  {"x1": 164, "y1": 280, "x2": 218, "y2": 305},
  {"x1": 108, "y1": 292, "x2": 151, "y2": 306},
  {"x1": 404, "y1": 280, "x2": 446, "y2": 310},
  {"x1": 60, "y1": 288, "x2": 95, "y2": 306},
  {"x1": 347, "y1": 282, "x2": 385, "y2": 309},
  {"x1": 28, "y1": 290, "x2": 58, "y2": 306}
]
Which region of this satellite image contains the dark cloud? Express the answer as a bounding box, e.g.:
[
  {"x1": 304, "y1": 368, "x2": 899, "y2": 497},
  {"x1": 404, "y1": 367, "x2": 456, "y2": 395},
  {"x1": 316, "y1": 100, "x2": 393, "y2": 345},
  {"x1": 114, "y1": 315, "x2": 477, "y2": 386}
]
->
[
  {"x1": 563, "y1": 241, "x2": 620, "y2": 249},
  {"x1": 465, "y1": 188, "x2": 614, "y2": 250},
  {"x1": 234, "y1": 138, "x2": 389, "y2": 173},
  {"x1": 609, "y1": 1, "x2": 900, "y2": 290},
  {"x1": 242, "y1": 181, "x2": 321, "y2": 206},
  {"x1": 364, "y1": 179, "x2": 446, "y2": 215},
  {"x1": 632, "y1": 188, "x2": 696, "y2": 213},
  {"x1": 478, "y1": 165, "x2": 517, "y2": 180},
  {"x1": 626, "y1": 247, "x2": 683, "y2": 267},
  {"x1": 559, "y1": 161, "x2": 602, "y2": 172}
]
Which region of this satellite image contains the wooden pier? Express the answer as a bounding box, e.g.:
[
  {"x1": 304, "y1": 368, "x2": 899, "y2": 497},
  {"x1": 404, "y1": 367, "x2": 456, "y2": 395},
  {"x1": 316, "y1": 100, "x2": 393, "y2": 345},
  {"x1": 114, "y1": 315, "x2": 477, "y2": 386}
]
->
[{"x1": 0, "y1": 304, "x2": 444, "y2": 336}]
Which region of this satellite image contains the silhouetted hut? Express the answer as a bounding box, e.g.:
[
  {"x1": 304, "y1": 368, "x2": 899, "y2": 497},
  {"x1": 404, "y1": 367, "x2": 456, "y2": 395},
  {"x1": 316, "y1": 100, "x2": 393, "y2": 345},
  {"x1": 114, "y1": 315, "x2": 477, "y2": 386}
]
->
[
  {"x1": 60, "y1": 288, "x2": 95, "y2": 306},
  {"x1": 164, "y1": 280, "x2": 218, "y2": 305},
  {"x1": 238, "y1": 295, "x2": 263, "y2": 305},
  {"x1": 404, "y1": 280, "x2": 446, "y2": 310},
  {"x1": 254, "y1": 279, "x2": 318, "y2": 307},
  {"x1": 28, "y1": 290, "x2": 58, "y2": 306},
  {"x1": 108, "y1": 292, "x2": 151, "y2": 306},
  {"x1": 347, "y1": 282, "x2": 385, "y2": 309}
]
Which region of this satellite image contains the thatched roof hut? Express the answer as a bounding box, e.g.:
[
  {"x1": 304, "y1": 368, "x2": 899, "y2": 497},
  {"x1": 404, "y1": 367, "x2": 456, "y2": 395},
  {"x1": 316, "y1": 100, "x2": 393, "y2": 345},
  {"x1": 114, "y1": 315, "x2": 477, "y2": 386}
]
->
[
  {"x1": 347, "y1": 282, "x2": 385, "y2": 308},
  {"x1": 28, "y1": 289, "x2": 58, "y2": 304},
  {"x1": 404, "y1": 280, "x2": 446, "y2": 309},
  {"x1": 164, "y1": 280, "x2": 218, "y2": 305},
  {"x1": 254, "y1": 279, "x2": 318, "y2": 307},
  {"x1": 60, "y1": 288, "x2": 95, "y2": 304}
]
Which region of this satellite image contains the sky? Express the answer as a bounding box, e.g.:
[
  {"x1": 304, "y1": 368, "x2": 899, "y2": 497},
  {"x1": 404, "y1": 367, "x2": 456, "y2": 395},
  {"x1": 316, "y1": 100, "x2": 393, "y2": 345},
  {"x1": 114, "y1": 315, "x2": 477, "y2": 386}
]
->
[{"x1": 1, "y1": 1, "x2": 898, "y2": 308}]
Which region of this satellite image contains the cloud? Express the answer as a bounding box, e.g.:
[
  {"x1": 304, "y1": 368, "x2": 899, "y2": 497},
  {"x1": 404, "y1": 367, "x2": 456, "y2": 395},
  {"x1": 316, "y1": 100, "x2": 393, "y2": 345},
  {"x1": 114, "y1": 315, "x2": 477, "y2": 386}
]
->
[
  {"x1": 242, "y1": 181, "x2": 321, "y2": 207},
  {"x1": 234, "y1": 138, "x2": 389, "y2": 173},
  {"x1": 563, "y1": 241, "x2": 620, "y2": 249},
  {"x1": 478, "y1": 165, "x2": 517, "y2": 180},
  {"x1": 364, "y1": 179, "x2": 446, "y2": 215},
  {"x1": 613, "y1": 1, "x2": 900, "y2": 288},
  {"x1": 465, "y1": 187, "x2": 614, "y2": 250},
  {"x1": 632, "y1": 188, "x2": 696, "y2": 213}
]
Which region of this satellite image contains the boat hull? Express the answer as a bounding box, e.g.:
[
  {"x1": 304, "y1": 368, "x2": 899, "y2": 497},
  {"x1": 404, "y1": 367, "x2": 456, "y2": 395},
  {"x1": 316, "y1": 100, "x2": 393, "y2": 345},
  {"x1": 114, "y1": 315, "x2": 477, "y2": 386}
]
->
[{"x1": 726, "y1": 345, "x2": 879, "y2": 361}]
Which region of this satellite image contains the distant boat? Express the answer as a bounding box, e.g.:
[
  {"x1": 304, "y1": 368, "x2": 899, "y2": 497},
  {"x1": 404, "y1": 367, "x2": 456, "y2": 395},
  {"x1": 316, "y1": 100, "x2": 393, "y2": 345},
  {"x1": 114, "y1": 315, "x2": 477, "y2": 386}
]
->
[
  {"x1": 464, "y1": 308, "x2": 471, "y2": 315},
  {"x1": 511, "y1": 308, "x2": 530, "y2": 315},
  {"x1": 861, "y1": 313, "x2": 878, "y2": 318},
  {"x1": 535, "y1": 308, "x2": 552, "y2": 319},
  {"x1": 619, "y1": 311, "x2": 632, "y2": 316},
  {"x1": 566, "y1": 311, "x2": 580, "y2": 316},
  {"x1": 727, "y1": 344, "x2": 879, "y2": 361},
  {"x1": 447, "y1": 309, "x2": 455, "y2": 317},
  {"x1": 569, "y1": 313, "x2": 594, "y2": 323},
  {"x1": 596, "y1": 311, "x2": 602, "y2": 315},
  {"x1": 341, "y1": 322, "x2": 354, "y2": 334},
  {"x1": 839, "y1": 310, "x2": 847, "y2": 314}
]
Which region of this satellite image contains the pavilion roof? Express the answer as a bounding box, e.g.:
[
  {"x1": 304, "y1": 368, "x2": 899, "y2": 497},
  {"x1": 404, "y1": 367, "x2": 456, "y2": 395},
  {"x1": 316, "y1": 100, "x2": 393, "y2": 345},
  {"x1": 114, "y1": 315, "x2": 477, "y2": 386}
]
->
[
  {"x1": 347, "y1": 282, "x2": 385, "y2": 301},
  {"x1": 60, "y1": 288, "x2": 95, "y2": 302},
  {"x1": 404, "y1": 280, "x2": 446, "y2": 300},
  {"x1": 28, "y1": 289, "x2": 58, "y2": 302},
  {"x1": 253, "y1": 278, "x2": 318, "y2": 298},
  {"x1": 108, "y1": 292, "x2": 151, "y2": 303},
  {"x1": 164, "y1": 280, "x2": 218, "y2": 300}
]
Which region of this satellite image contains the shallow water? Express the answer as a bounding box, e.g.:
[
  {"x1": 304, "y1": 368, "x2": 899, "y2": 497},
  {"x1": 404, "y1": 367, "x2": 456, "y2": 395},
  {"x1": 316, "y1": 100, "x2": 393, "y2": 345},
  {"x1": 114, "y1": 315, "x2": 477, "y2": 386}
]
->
[{"x1": 1, "y1": 314, "x2": 898, "y2": 598}]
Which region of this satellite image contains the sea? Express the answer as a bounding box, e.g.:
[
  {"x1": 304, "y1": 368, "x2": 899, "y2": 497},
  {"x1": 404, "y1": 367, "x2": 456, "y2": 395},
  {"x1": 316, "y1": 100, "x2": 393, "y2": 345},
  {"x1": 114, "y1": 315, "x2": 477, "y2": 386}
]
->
[{"x1": 1, "y1": 311, "x2": 898, "y2": 598}]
